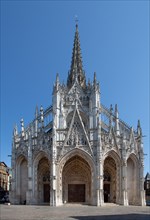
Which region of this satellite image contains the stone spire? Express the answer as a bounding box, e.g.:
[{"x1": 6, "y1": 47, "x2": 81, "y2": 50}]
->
[{"x1": 67, "y1": 24, "x2": 86, "y2": 89}]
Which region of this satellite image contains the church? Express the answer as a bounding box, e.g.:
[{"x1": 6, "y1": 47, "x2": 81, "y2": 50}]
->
[{"x1": 10, "y1": 24, "x2": 145, "y2": 206}]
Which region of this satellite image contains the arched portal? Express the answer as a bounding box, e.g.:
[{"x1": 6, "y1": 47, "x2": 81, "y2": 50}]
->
[
  {"x1": 16, "y1": 155, "x2": 28, "y2": 204},
  {"x1": 127, "y1": 156, "x2": 138, "y2": 205},
  {"x1": 37, "y1": 157, "x2": 50, "y2": 204},
  {"x1": 103, "y1": 156, "x2": 117, "y2": 203},
  {"x1": 62, "y1": 155, "x2": 91, "y2": 204}
]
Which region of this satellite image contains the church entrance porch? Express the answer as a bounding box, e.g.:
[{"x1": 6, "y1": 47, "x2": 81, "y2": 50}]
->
[
  {"x1": 103, "y1": 156, "x2": 117, "y2": 204},
  {"x1": 16, "y1": 156, "x2": 28, "y2": 204},
  {"x1": 62, "y1": 155, "x2": 91, "y2": 204},
  {"x1": 37, "y1": 157, "x2": 50, "y2": 204}
]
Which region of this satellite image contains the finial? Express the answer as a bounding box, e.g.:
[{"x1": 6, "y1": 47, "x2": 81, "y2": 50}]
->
[
  {"x1": 13, "y1": 124, "x2": 18, "y2": 136},
  {"x1": 115, "y1": 104, "x2": 119, "y2": 118},
  {"x1": 93, "y1": 72, "x2": 97, "y2": 89},
  {"x1": 55, "y1": 73, "x2": 59, "y2": 91},
  {"x1": 40, "y1": 105, "x2": 43, "y2": 116},
  {"x1": 137, "y1": 119, "x2": 141, "y2": 128},
  {"x1": 40, "y1": 105, "x2": 44, "y2": 127},
  {"x1": 56, "y1": 73, "x2": 59, "y2": 83},
  {"x1": 94, "y1": 72, "x2": 96, "y2": 82},
  {"x1": 20, "y1": 118, "x2": 24, "y2": 137},
  {"x1": 115, "y1": 104, "x2": 118, "y2": 112},
  {"x1": 75, "y1": 15, "x2": 78, "y2": 28},
  {"x1": 54, "y1": 73, "x2": 59, "y2": 92},
  {"x1": 35, "y1": 105, "x2": 38, "y2": 118},
  {"x1": 20, "y1": 118, "x2": 24, "y2": 129},
  {"x1": 137, "y1": 119, "x2": 142, "y2": 137},
  {"x1": 110, "y1": 104, "x2": 113, "y2": 114}
]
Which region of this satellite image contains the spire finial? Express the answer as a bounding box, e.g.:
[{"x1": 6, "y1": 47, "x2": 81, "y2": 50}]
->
[
  {"x1": 93, "y1": 72, "x2": 96, "y2": 83},
  {"x1": 110, "y1": 104, "x2": 113, "y2": 113},
  {"x1": 115, "y1": 104, "x2": 119, "y2": 118},
  {"x1": 55, "y1": 73, "x2": 59, "y2": 91},
  {"x1": 75, "y1": 15, "x2": 78, "y2": 27},
  {"x1": 35, "y1": 105, "x2": 38, "y2": 118},
  {"x1": 13, "y1": 124, "x2": 18, "y2": 136},
  {"x1": 137, "y1": 119, "x2": 142, "y2": 137}
]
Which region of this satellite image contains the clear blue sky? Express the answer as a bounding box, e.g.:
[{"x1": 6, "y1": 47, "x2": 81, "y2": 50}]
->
[{"x1": 1, "y1": 0, "x2": 149, "y2": 175}]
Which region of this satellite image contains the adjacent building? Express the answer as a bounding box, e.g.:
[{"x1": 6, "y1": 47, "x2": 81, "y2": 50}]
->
[
  {"x1": 10, "y1": 24, "x2": 145, "y2": 206},
  {"x1": 144, "y1": 172, "x2": 150, "y2": 203},
  {"x1": 0, "y1": 162, "x2": 11, "y2": 201}
]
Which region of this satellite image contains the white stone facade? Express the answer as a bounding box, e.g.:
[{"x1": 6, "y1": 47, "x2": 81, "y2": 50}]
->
[{"x1": 10, "y1": 25, "x2": 145, "y2": 206}]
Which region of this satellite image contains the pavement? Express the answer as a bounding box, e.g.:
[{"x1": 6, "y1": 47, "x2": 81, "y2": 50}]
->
[{"x1": 0, "y1": 204, "x2": 150, "y2": 220}]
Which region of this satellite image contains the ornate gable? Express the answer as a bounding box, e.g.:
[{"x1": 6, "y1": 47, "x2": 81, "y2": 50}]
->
[{"x1": 59, "y1": 106, "x2": 93, "y2": 158}]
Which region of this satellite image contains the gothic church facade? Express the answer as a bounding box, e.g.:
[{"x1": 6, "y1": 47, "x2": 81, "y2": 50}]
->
[{"x1": 10, "y1": 25, "x2": 145, "y2": 206}]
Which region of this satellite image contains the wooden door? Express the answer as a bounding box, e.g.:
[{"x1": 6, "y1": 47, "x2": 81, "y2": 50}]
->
[
  {"x1": 104, "y1": 184, "x2": 110, "y2": 202},
  {"x1": 68, "y1": 184, "x2": 85, "y2": 202},
  {"x1": 43, "y1": 184, "x2": 50, "y2": 203}
]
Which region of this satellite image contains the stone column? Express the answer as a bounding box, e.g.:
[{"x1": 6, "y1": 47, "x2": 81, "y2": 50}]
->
[
  {"x1": 120, "y1": 134, "x2": 128, "y2": 206},
  {"x1": 50, "y1": 125, "x2": 57, "y2": 206},
  {"x1": 26, "y1": 130, "x2": 33, "y2": 204},
  {"x1": 121, "y1": 160, "x2": 128, "y2": 206},
  {"x1": 96, "y1": 159, "x2": 100, "y2": 206},
  {"x1": 96, "y1": 115, "x2": 103, "y2": 206},
  {"x1": 50, "y1": 157, "x2": 57, "y2": 206},
  {"x1": 139, "y1": 148, "x2": 146, "y2": 206},
  {"x1": 99, "y1": 159, "x2": 104, "y2": 206}
]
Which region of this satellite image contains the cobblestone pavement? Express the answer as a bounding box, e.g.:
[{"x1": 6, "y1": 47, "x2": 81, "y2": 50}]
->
[{"x1": 0, "y1": 204, "x2": 150, "y2": 220}]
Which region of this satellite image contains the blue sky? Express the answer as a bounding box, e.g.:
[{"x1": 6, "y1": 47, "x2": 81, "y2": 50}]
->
[{"x1": 1, "y1": 0, "x2": 149, "y2": 175}]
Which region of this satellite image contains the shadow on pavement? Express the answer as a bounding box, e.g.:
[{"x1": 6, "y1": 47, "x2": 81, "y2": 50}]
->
[{"x1": 71, "y1": 213, "x2": 150, "y2": 220}]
